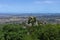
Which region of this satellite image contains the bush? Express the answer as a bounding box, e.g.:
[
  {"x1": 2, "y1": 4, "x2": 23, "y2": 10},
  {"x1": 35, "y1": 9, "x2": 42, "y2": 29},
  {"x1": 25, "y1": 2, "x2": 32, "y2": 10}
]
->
[{"x1": 0, "y1": 24, "x2": 60, "y2": 40}]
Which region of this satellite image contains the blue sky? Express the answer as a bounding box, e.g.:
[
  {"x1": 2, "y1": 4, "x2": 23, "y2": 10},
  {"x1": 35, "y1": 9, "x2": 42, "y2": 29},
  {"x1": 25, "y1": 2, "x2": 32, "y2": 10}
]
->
[{"x1": 0, "y1": 0, "x2": 60, "y2": 13}]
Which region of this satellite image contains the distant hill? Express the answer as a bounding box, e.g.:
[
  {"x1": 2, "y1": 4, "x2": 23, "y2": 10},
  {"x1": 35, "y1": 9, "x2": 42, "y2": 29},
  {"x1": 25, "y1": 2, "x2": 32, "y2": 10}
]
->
[{"x1": 0, "y1": 13, "x2": 60, "y2": 17}]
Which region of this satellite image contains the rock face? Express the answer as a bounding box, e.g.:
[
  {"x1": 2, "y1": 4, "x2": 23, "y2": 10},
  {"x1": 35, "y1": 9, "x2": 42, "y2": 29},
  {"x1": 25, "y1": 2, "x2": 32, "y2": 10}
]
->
[{"x1": 27, "y1": 16, "x2": 36, "y2": 26}]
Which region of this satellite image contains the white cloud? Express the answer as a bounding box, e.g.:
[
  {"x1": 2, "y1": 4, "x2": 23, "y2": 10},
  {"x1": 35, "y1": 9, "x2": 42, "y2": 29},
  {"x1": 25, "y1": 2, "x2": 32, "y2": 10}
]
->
[
  {"x1": 44, "y1": 1, "x2": 53, "y2": 4},
  {"x1": 34, "y1": 1, "x2": 53, "y2": 4}
]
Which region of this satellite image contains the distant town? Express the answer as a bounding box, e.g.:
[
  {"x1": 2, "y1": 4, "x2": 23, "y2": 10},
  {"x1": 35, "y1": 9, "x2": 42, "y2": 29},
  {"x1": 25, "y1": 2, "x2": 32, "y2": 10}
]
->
[{"x1": 0, "y1": 13, "x2": 60, "y2": 24}]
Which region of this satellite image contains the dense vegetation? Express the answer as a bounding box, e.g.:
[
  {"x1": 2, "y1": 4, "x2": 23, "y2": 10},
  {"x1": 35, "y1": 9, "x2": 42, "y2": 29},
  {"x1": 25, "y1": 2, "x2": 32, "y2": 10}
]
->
[
  {"x1": 0, "y1": 23, "x2": 60, "y2": 40},
  {"x1": 0, "y1": 17, "x2": 60, "y2": 40}
]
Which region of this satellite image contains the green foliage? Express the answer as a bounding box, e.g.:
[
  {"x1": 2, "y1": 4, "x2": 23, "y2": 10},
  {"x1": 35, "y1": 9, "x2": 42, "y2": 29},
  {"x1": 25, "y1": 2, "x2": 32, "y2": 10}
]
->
[{"x1": 0, "y1": 23, "x2": 60, "y2": 40}]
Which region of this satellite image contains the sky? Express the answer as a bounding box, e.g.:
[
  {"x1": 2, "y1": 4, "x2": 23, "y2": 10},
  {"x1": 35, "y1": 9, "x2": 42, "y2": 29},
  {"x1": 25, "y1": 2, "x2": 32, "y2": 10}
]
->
[{"x1": 0, "y1": 0, "x2": 60, "y2": 13}]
